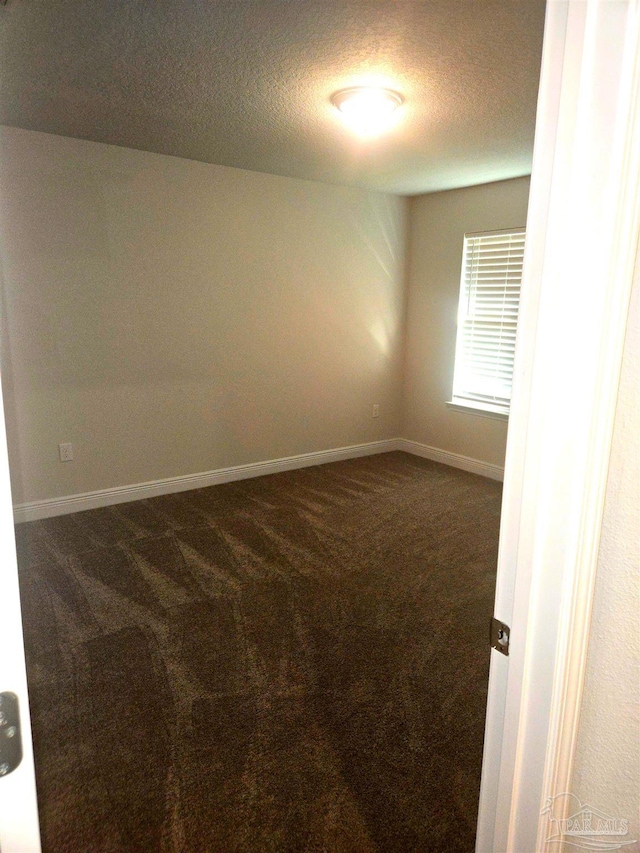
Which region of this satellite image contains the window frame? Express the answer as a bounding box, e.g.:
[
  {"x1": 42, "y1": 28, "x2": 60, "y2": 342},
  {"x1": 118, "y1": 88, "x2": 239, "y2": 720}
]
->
[{"x1": 449, "y1": 227, "x2": 526, "y2": 418}]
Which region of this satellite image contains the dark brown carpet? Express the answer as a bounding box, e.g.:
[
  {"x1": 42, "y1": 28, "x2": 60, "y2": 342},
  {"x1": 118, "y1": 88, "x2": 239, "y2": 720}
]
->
[{"x1": 15, "y1": 451, "x2": 502, "y2": 853}]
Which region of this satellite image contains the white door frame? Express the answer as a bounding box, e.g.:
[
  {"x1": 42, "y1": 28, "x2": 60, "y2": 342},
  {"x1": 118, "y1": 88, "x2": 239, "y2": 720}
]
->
[
  {"x1": 0, "y1": 365, "x2": 42, "y2": 851},
  {"x1": 476, "y1": 1, "x2": 640, "y2": 850}
]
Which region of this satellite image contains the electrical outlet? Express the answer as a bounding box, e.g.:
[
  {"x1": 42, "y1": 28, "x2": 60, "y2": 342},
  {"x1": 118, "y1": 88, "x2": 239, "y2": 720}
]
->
[
  {"x1": 58, "y1": 442, "x2": 74, "y2": 462},
  {"x1": 372, "y1": 404, "x2": 380, "y2": 418}
]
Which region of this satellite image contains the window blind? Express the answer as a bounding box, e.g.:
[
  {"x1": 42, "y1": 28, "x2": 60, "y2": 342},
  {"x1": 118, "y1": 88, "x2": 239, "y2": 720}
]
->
[{"x1": 451, "y1": 229, "x2": 525, "y2": 414}]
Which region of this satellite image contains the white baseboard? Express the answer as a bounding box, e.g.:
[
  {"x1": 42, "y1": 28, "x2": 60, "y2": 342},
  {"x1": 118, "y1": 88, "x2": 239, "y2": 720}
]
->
[
  {"x1": 13, "y1": 439, "x2": 400, "y2": 523},
  {"x1": 13, "y1": 437, "x2": 503, "y2": 522},
  {"x1": 397, "y1": 439, "x2": 504, "y2": 482}
]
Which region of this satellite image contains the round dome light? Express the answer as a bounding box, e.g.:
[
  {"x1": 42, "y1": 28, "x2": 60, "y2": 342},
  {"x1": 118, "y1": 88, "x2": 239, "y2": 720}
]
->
[{"x1": 331, "y1": 86, "x2": 404, "y2": 137}]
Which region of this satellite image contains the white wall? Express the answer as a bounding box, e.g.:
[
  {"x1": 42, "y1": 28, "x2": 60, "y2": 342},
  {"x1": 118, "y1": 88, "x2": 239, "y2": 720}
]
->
[
  {"x1": 568, "y1": 272, "x2": 639, "y2": 846},
  {"x1": 403, "y1": 177, "x2": 530, "y2": 466},
  {"x1": 0, "y1": 127, "x2": 407, "y2": 504}
]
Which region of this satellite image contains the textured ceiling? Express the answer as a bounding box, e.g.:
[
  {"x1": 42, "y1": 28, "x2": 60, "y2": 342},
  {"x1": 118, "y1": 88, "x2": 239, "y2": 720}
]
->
[{"x1": 0, "y1": 1, "x2": 546, "y2": 195}]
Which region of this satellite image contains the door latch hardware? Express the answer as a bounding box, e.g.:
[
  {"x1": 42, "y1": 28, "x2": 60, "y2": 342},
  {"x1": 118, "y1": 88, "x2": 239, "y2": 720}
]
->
[
  {"x1": 0, "y1": 692, "x2": 23, "y2": 777},
  {"x1": 490, "y1": 617, "x2": 510, "y2": 656}
]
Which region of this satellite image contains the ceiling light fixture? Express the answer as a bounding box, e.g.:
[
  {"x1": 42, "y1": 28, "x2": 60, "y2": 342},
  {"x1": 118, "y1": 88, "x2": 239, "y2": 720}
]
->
[{"x1": 331, "y1": 86, "x2": 404, "y2": 137}]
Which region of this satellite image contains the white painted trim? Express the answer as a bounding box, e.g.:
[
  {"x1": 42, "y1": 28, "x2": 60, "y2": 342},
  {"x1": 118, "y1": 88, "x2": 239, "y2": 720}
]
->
[
  {"x1": 398, "y1": 439, "x2": 504, "y2": 481},
  {"x1": 13, "y1": 437, "x2": 507, "y2": 522},
  {"x1": 12, "y1": 439, "x2": 399, "y2": 522},
  {"x1": 536, "y1": 7, "x2": 640, "y2": 846},
  {"x1": 0, "y1": 275, "x2": 42, "y2": 847},
  {"x1": 477, "y1": 3, "x2": 640, "y2": 852},
  {"x1": 445, "y1": 401, "x2": 509, "y2": 422}
]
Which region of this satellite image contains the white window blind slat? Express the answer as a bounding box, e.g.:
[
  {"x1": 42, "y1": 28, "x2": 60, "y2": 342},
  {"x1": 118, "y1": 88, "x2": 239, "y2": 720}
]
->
[{"x1": 451, "y1": 228, "x2": 525, "y2": 415}]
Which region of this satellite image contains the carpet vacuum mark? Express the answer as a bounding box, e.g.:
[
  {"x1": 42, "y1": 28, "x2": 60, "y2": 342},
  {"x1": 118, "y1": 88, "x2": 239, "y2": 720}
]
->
[{"x1": 15, "y1": 451, "x2": 502, "y2": 853}]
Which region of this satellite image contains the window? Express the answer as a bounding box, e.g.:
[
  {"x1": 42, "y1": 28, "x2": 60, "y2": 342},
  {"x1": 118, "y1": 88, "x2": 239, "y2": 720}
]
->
[{"x1": 450, "y1": 228, "x2": 525, "y2": 417}]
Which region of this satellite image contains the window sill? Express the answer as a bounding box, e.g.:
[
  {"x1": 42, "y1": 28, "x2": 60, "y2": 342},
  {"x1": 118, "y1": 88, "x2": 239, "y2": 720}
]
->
[{"x1": 446, "y1": 400, "x2": 509, "y2": 421}]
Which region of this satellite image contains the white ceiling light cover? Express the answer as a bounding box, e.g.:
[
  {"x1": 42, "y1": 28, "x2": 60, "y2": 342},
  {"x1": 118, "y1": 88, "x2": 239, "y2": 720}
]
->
[{"x1": 331, "y1": 87, "x2": 404, "y2": 137}]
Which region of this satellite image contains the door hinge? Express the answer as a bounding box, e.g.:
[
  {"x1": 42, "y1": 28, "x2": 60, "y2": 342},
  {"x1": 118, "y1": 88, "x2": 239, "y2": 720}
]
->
[
  {"x1": 490, "y1": 617, "x2": 510, "y2": 656},
  {"x1": 0, "y1": 692, "x2": 23, "y2": 777}
]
